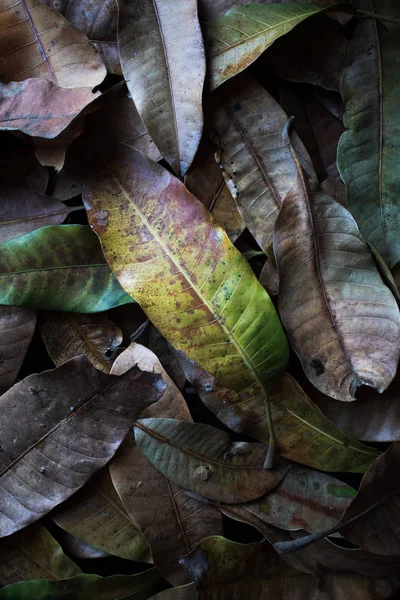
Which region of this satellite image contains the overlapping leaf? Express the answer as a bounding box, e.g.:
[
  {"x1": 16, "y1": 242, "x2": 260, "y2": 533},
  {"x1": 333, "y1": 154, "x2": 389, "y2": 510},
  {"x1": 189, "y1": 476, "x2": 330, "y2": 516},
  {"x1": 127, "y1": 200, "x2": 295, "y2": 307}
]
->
[
  {"x1": 0, "y1": 306, "x2": 37, "y2": 395},
  {"x1": 117, "y1": 0, "x2": 206, "y2": 176},
  {"x1": 0, "y1": 0, "x2": 106, "y2": 88},
  {"x1": 83, "y1": 145, "x2": 288, "y2": 418},
  {"x1": 204, "y1": 2, "x2": 343, "y2": 90},
  {"x1": 0, "y1": 356, "x2": 165, "y2": 536},
  {"x1": 338, "y1": 0, "x2": 400, "y2": 275},
  {"x1": 274, "y1": 130, "x2": 400, "y2": 401},
  {"x1": 0, "y1": 225, "x2": 132, "y2": 312}
]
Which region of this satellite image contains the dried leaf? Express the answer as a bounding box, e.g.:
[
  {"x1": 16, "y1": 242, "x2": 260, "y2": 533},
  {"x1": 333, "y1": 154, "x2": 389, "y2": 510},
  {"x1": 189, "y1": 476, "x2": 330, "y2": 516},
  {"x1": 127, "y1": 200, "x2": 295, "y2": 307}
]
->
[
  {"x1": 111, "y1": 342, "x2": 223, "y2": 585},
  {"x1": 0, "y1": 356, "x2": 165, "y2": 536},
  {"x1": 51, "y1": 468, "x2": 152, "y2": 562},
  {"x1": 205, "y1": 2, "x2": 342, "y2": 90},
  {"x1": 338, "y1": 0, "x2": 400, "y2": 272},
  {"x1": 0, "y1": 79, "x2": 100, "y2": 139},
  {"x1": 0, "y1": 0, "x2": 106, "y2": 88},
  {"x1": 34, "y1": 115, "x2": 86, "y2": 171},
  {"x1": 179, "y1": 359, "x2": 379, "y2": 472},
  {"x1": 134, "y1": 418, "x2": 289, "y2": 503},
  {"x1": 222, "y1": 464, "x2": 356, "y2": 534},
  {"x1": 83, "y1": 145, "x2": 288, "y2": 397},
  {"x1": 0, "y1": 523, "x2": 81, "y2": 586},
  {"x1": 0, "y1": 569, "x2": 163, "y2": 600},
  {"x1": 0, "y1": 306, "x2": 37, "y2": 395},
  {"x1": 149, "y1": 584, "x2": 197, "y2": 600},
  {"x1": 57, "y1": 532, "x2": 110, "y2": 559},
  {"x1": 212, "y1": 75, "x2": 305, "y2": 253},
  {"x1": 274, "y1": 130, "x2": 400, "y2": 401},
  {"x1": 118, "y1": 0, "x2": 206, "y2": 176},
  {"x1": 39, "y1": 312, "x2": 123, "y2": 373},
  {"x1": 0, "y1": 225, "x2": 132, "y2": 312},
  {"x1": 0, "y1": 186, "x2": 79, "y2": 243},
  {"x1": 184, "y1": 137, "x2": 245, "y2": 242}
]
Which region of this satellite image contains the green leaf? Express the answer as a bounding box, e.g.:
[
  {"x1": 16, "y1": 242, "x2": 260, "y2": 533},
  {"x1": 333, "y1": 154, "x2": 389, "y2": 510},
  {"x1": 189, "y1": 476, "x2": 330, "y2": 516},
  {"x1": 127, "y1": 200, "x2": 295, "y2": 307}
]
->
[
  {"x1": 0, "y1": 569, "x2": 163, "y2": 600},
  {"x1": 83, "y1": 145, "x2": 288, "y2": 392},
  {"x1": 337, "y1": 0, "x2": 400, "y2": 273},
  {"x1": 205, "y1": 2, "x2": 344, "y2": 90},
  {"x1": 0, "y1": 225, "x2": 132, "y2": 312},
  {"x1": 134, "y1": 418, "x2": 289, "y2": 503}
]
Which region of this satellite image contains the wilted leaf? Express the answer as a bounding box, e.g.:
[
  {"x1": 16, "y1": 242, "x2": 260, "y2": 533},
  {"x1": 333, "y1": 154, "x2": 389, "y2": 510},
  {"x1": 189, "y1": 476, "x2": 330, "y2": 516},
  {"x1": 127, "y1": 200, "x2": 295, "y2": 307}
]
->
[
  {"x1": 147, "y1": 327, "x2": 187, "y2": 391},
  {"x1": 0, "y1": 79, "x2": 100, "y2": 139},
  {"x1": 0, "y1": 0, "x2": 106, "y2": 88},
  {"x1": 184, "y1": 137, "x2": 245, "y2": 242},
  {"x1": 279, "y1": 82, "x2": 344, "y2": 184},
  {"x1": 274, "y1": 129, "x2": 400, "y2": 401},
  {"x1": 0, "y1": 355, "x2": 165, "y2": 536},
  {"x1": 0, "y1": 523, "x2": 81, "y2": 586},
  {"x1": 0, "y1": 186, "x2": 80, "y2": 243},
  {"x1": 34, "y1": 115, "x2": 86, "y2": 171},
  {"x1": 263, "y1": 14, "x2": 348, "y2": 91},
  {"x1": 51, "y1": 468, "x2": 152, "y2": 562},
  {"x1": 205, "y1": 2, "x2": 342, "y2": 90},
  {"x1": 42, "y1": 0, "x2": 120, "y2": 74},
  {"x1": 118, "y1": 0, "x2": 206, "y2": 176},
  {"x1": 111, "y1": 342, "x2": 223, "y2": 585},
  {"x1": 0, "y1": 569, "x2": 163, "y2": 600},
  {"x1": 338, "y1": 0, "x2": 400, "y2": 273},
  {"x1": 0, "y1": 306, "x2": 37, "y2": 395},
  {"x1": 222, "y1": 464, "x2": 356, "y2": 534},
  {"x1": 0, "y1": 225, "x2": 132, "y2": 312},
  {"x1": 83, "y1": 144, "x2": 289, "y2": 457},
  {"x1": 212, "y1": 75, "x2": 305, "y2": 253},
  {"x1": 134, "y1": 418, "x2": 289, "y2": 503},
  {"x1": 179, "y1": 359, "x2": 379, "y2": 472},
  {"x1": 39, "y1": 312, "x2": 123, "y2": 373}
]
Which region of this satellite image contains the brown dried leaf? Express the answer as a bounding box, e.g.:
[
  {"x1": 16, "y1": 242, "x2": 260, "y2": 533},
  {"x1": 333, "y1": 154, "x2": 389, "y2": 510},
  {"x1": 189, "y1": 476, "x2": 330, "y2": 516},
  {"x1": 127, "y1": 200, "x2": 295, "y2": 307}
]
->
[
  {"x1": 39, "y1": 312, "x2": 123, "y2": 373},
  {"x1": 0, "y1": 356, "x2": 165, "y2": 536},
  {"x1": 0, "y1": 0, "x2": 106, "y2": 88},
  {"x1": 0, "y1": 306, "x2": 37, "y2": 395},
  {"x1": 0, "y1": 78, "x2": 100, "y2": 138}
]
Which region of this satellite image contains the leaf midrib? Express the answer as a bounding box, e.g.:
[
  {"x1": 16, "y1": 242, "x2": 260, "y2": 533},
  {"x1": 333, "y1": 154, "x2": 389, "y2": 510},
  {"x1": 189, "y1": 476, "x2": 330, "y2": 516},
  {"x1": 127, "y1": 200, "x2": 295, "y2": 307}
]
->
[{"x1": 112, "y1": 166, "x2": 269, "y2": 396}]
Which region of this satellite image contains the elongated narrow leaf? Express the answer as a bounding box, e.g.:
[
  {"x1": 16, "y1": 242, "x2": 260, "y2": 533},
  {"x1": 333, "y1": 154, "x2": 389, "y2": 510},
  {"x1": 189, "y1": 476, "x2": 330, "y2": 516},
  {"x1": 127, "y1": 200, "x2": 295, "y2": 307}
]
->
[
  {"x1": 0, "y1": 569, "x2": 163, "y2": 600},
  {"x1": 0, "y1": 306, "x2": 37, "y2": 395},
  {"x1": 0, "y1": 356, "x2": 165, "y2": 536},
  {"x1": 111, "y1": 342, "x2": 223, "y2": 585},
  {"x1": 51, "y1": 468, "x2": 152, "y2": 562},
  {"x1": 83, "y1": 144, "x2": 288, "y2": 394},
  {"x1": 222, "y1": 465, "x2": 355, "y2": 534},
  {"x1": 0, "y1": 0, "x2": 106, "y2": 88},
  {"x1": 39, "y1": 312, "x2": 123, "y2": 373},
  {"x1": 0, "y1": 79, "x2": 100, "y2": 139},
  {"x1": 212, "y1": 75, "x2": 304, "y2": 253},
  {"x1": 0, "y1": 524, "x2": 81, "y2": 586},
  {"x1": 179, "y1": 359, "x2": 379, "y2": 472},
  {"x1": 134, "y1": 418, "x2": 289, "y2": 503},
  {"x1": 59, "y1": 532, "x2": 110, "y2": 559},
  {"x1": 205, "y1": 2, "x2": 342, "y2": 90},
  {"x1": 0, "y1": 225, "x2": 132, "y2": 312},
  {"x1": 118, "y1": 0, "x2": 206, "y2": 176},
  {"x1": 338, "y1": 0, "x2": 400, "y2": 273},
  {"x1": 274, "y1": 135, "x2": 400, "y2": 401},
  {"x1": 0, "y1": 186, "x2": 79, "y2": 243}
]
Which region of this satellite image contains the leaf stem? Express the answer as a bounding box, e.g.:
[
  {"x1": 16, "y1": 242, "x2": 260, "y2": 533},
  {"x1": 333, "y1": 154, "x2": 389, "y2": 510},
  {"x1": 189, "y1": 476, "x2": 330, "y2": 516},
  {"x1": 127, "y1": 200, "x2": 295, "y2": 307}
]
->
[{"x1": 356, "y1": 9, "x2": 400, "y2": 26}]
